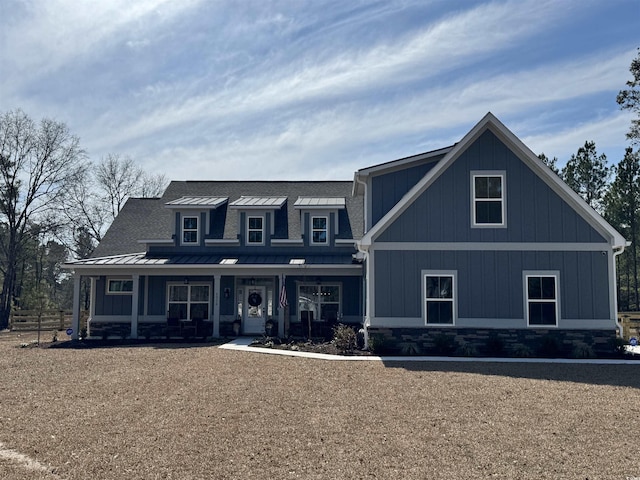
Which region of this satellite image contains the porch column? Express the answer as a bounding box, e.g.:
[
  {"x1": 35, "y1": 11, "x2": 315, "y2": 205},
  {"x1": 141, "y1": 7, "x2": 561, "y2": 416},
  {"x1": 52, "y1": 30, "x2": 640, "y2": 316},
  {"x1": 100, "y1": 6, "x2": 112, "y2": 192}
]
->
[
  {"x1": 71, "y1": 274, "x2": 81, "y2": 340},
  {"x1": 130, "y1": 274, "x2": 140, "y2": 339},
  {"x1": 213, "y1": 274, "x2": 221, "y2": 337},
  {"x1": 278, "y1": 275, "x2": 285, "y2": 338},
  {"x1": 88, "y1": 277, "x2": 97, "y2": 337}
]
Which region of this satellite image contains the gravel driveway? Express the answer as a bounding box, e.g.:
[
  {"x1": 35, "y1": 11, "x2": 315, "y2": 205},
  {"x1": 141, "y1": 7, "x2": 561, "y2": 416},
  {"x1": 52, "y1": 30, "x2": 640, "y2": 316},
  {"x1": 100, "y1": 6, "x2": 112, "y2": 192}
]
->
[{"x1": 0, "y1": 332, "x2": 638, "y2": 479}]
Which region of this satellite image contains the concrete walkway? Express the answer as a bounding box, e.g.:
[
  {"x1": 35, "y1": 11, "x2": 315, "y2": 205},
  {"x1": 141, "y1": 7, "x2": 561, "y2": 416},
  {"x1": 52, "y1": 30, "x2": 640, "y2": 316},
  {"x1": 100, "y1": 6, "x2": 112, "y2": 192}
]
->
[{"x1": 219, "y1": 337, "x2": 640, "y2": 364}]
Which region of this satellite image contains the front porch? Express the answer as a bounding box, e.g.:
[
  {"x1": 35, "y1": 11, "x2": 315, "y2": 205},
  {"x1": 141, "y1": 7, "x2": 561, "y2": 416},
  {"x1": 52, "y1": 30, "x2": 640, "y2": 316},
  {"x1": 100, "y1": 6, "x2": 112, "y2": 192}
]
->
[{"x1": 68, "y1": 261, "x2": 363, "y2": 341}]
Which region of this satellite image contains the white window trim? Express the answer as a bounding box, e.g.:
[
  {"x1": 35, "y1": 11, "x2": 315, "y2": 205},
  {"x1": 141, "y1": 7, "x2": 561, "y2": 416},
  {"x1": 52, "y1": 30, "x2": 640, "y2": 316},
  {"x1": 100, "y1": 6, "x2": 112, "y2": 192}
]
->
[
  {"x1": 310, "y1": 215, "x2": 329, "y2": 245},
  {"x1": 422, "y1": 270, "x2": 457, "y2": 326},
  {"x1": 524, "y1": 271, "x2": 560, "y2": 328},
  {"x1": 471, "y1": 171, "x2": 506, "y2": 228},
  {"x1": 246, "y1": 214, "x2": 265, "y2": 245},
  {"x1": 106, "y1": 278, "x2": 134, "y2": 295},
  {"x1": 166, "y1": 282, "x2": 212, "y2": 321},
  {"x1": 181, "y1": 215, "x2": 199, "y2": 245}
]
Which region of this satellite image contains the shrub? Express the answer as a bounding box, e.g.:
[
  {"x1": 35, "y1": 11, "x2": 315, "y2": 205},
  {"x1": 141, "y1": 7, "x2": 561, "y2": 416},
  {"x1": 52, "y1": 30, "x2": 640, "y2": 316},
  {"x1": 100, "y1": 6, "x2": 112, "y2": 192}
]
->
[
  {"x1": 433, "y1": 333, "x2": 456, "y2": 355},
  {"x1": 537, "y1": 335, "x2": 562, "y2": 358},
  {"x1": 399, "y1": 342, "x2": 422, "y2": 356},
  {"x1": 571, "y1": 343, "x2": 595, "y2": 359},
  {"x1": 332, "y1": 324, "x2": 358, "y2": 354},
  {"x1": 609, "y1": 336, "x2": 628, "y2": 357},
  {"x1": 367, "y1": 333, "x2": 394, "y2": 354},
  {"x1": 484, "y1": 334, "x2": 505, "y2": 356},
  {"x1": 456, "y1": 342, "x2": 478, "y2": 357},
  {"x1": 511, "y1": 344, "x2": 533, "y2": 358}
]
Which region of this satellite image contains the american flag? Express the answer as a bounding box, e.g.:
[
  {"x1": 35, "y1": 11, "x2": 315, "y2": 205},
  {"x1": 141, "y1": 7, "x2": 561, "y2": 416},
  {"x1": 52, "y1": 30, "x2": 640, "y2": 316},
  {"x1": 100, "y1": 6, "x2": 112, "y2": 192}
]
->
[{"x1": 279, "y1": 283, "x2": 288, "y2": 308}]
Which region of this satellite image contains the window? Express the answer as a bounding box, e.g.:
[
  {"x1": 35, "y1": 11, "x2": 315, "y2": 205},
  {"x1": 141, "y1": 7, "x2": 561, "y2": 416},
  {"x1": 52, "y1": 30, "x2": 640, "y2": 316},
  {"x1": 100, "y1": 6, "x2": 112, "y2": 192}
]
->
[
  {"x1": 311, "y1": 216, "x2": 328, "y2": 244},
  {"x1": 472, "y1": 173, "x2": 505, "y2": 226},
  {"x1": 167, "y1": 284, "x2": 210, "y2": 321},
  {"x1": 424, "y1": 273, "x2": 455, "y2": 325},
  {"x1": 182, "y1": 216, "x2": 199, "y2": 244},
  {"x1": 526, "y1": 274, "x2": 558, "y2": 326},
  {"x1": 247, "y1": 216, "x2": 264, "y2": 244},
  {"x1": 298, "y1": 284, "x2": 341, "y2": 322},
  {"x1": 107, "y1": 279, "x2": 133, "y2": 294}
]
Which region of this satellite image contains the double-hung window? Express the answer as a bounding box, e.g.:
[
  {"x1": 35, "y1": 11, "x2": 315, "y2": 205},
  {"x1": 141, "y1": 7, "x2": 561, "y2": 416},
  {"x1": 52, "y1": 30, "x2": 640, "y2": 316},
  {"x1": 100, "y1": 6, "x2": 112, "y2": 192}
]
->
[
  {"x1": 247, "y1": 216, "x2": 264, "y2": 244},
  {"x1": 525, "y1": 273, "x2": 559, "y2": 326},
  {"x1": 472, "y1": 172, "x2": 505, "y2": 226},
  {"x1": 423, "y1": 272, "x2": 456, "y2": 325},
  {"x1": 311, "y1": 216, "x2": 328, "y2": 244},
  {"x1": 182, "y1": 216, "x2": 199, "y2": 244},
  {"x1": 167, "y1": 284, "x2": 210, "y2": 321}
]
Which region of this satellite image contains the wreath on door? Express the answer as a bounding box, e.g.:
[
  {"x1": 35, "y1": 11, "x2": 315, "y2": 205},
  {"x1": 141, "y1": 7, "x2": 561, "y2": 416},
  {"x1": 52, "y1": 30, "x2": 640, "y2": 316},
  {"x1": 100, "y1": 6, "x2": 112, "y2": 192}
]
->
[{"x1": 248, "y1": 291, "x2": 263, "y2": 307}]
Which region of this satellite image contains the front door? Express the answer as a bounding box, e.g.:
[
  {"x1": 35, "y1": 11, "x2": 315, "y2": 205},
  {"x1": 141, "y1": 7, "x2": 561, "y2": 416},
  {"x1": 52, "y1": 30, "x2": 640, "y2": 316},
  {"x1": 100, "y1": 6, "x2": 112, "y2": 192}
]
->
[{"x1": 244, "y1": 286, "x2": 266, "y2": 334}]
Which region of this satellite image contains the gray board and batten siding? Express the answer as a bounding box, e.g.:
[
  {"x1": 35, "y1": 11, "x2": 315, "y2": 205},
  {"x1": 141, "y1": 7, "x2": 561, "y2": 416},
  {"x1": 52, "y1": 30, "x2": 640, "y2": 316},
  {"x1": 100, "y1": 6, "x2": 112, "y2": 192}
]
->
[
  {"x1": 375, "y1": 130, "x2": 608, "y2": 244},
  {"x1": 371, "y1": 249, "x2": 610, "y2": 328},
  {"x1": 369, "y1": 153, "x2": 446, "y2": 226}
]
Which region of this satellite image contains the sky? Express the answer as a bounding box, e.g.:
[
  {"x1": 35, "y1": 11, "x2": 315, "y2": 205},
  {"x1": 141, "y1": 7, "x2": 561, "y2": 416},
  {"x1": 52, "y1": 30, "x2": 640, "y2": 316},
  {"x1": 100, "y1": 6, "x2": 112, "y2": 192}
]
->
[{"x1": 1, "y1": 0, "x2": 639, "y2": 182}]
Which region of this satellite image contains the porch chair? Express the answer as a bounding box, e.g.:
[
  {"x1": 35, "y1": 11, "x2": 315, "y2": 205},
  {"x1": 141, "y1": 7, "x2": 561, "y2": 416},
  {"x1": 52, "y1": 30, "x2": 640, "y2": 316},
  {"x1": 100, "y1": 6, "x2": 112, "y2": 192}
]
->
[{"x1": 165, "y1": 313, "x2": 182, "y2": 338}]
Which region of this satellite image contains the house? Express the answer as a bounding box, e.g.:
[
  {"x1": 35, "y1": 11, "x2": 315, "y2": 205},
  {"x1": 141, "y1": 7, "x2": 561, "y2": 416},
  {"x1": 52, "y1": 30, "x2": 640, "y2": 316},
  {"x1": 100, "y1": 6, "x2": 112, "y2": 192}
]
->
[
  {"x1": 66, "y1": 181, "x2": 365, "y2": 339},
  {"x1": 67, "y1": 113, "x2": 627, "y2": 356}
]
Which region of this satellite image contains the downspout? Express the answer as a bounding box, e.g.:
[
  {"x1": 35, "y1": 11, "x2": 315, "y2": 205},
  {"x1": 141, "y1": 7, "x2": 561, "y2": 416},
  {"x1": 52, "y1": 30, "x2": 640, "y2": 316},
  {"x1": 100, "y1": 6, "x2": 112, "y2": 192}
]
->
[
  {"x1": 612, "y1": 242, "x2": 630, "y2": 337},
  {"x1": 354, "y1": 172, "x2": 371, "y2": 349},
  {"x1": 356, "y1": 242, "x2": 370, "y2": 350}
]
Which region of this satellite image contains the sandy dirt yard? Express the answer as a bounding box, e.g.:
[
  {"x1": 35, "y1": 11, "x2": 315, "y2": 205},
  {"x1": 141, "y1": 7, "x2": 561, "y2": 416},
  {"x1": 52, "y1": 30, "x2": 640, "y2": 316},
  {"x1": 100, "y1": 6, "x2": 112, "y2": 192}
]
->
[{"x1": 0, "y1": 331, "x2": 638, "y2": 479}]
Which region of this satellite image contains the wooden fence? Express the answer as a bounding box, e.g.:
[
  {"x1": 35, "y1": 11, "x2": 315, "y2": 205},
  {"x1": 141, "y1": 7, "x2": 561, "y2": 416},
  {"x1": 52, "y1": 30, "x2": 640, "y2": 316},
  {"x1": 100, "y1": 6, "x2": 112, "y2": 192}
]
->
[
  {"x1": 8, "y1": 310, "x2": 88, "y2": 332},
  {"x1": 619, "y1": 312, "x2": 640, "y2": 340}
]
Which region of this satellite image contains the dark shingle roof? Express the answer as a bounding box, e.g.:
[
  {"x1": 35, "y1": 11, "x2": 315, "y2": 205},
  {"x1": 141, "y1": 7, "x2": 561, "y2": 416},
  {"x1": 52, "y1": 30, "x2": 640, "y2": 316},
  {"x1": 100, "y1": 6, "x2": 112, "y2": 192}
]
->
[{"x1": 91, "y1": 181, "x2": 364, "y2": 258}]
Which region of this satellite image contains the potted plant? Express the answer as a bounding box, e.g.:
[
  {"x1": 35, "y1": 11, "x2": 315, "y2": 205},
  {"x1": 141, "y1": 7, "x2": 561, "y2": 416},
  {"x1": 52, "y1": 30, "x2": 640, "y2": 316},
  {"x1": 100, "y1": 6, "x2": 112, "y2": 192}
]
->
[{"x1": 265, "y1": 319, "x2": 275, "y2": 336}]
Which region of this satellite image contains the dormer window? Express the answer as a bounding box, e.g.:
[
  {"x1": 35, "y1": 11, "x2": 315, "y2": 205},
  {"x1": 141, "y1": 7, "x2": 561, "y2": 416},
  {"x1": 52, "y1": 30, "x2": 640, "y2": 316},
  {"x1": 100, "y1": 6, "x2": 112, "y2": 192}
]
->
[
  {"x1": 311, "y1": 216, "x2": 328, "y2": 244},
  {"x1": 247, "y1": 216, "x2": 264, "y2": 245},
  {"x1": 294, "y1": 197, "x2": 345, "y2": 246},
  {"x1": 182, "y1": 216, "x2": 199, "y2": 244}
]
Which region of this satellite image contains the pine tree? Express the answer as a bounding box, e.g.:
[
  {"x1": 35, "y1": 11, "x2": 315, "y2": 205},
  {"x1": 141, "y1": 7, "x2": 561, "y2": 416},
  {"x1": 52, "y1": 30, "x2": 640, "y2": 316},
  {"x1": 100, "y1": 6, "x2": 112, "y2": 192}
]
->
[
  {"x1": 561, "y1": 141, "x2": 610, "y2": 213},
  {"x1": 604, "y1": 147, "x2": 640, "y2": 310}
]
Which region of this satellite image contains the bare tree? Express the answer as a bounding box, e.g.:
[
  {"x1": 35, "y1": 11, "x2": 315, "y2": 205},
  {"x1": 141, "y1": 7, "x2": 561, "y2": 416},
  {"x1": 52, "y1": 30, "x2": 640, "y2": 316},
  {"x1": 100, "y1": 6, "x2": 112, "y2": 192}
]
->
[
  {"x1": 96, "y1": 153, "x2": 143, "y2": 220},
  {"x1": 0, "y1": 109, "x2": 86, "y2": 328},
  {"x1": 138, "y1": 171, "x2": 169, "y2": 198}
]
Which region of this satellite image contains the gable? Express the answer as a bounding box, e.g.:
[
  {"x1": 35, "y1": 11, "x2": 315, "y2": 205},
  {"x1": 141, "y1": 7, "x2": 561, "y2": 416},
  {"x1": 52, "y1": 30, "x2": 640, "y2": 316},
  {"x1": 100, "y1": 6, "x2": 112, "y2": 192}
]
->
[
  {"x1": 377, "y1": 129, "x2": 607, "y2": 243},
  {"x1": 361, "y1": 113, "x2": 625, "y2": 248}
]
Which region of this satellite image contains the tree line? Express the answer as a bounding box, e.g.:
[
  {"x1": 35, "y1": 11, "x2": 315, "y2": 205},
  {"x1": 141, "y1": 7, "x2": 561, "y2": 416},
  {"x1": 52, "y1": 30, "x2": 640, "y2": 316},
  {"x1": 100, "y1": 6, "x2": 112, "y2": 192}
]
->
[
  {"x1": 538, "y1": 49, "x2": 640, "y2": 311},
  {"x1": 0, "y1": 51, "x2": 638, "y2": 329},
  {"x1": 0, "y1": 111, "x2": 167, "y2": 329}
]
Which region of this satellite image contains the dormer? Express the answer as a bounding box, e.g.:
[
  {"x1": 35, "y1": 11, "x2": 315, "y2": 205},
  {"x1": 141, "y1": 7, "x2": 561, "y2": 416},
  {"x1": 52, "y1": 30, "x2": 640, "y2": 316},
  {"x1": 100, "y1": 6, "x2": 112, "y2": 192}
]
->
[
  {"x1": 229, "y1": 196, "x2": 287, "y2": 246},
  {"x1": 294, "y1": 197, "x2": 345, "y2": 246},
  {"x1": 164, "y1": 196, "x2": 228, "y2": 246}
]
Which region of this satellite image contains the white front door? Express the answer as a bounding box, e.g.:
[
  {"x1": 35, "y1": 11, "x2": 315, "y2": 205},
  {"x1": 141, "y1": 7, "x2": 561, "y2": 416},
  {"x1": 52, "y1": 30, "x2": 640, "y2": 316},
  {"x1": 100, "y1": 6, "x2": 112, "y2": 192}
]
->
[{"x1": 244, "y1": 286, "x2": 266, "y2": 334}]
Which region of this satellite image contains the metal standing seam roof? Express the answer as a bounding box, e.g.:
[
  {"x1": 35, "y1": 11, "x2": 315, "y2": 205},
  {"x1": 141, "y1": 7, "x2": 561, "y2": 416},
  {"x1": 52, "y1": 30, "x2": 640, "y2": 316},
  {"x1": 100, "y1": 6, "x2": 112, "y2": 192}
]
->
[
  {"x1": 294, "y1": 197, "x2": 346, "y2": 208},
  {"x1": 165, "y1": 196, "x2": 228, "y2": 208},
  {"x1": 229, "y1": 196, "x2": 287, "y2": 208},
  {"x1": 67, "y1": 253, "x2": 357, "y2": 267}
]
